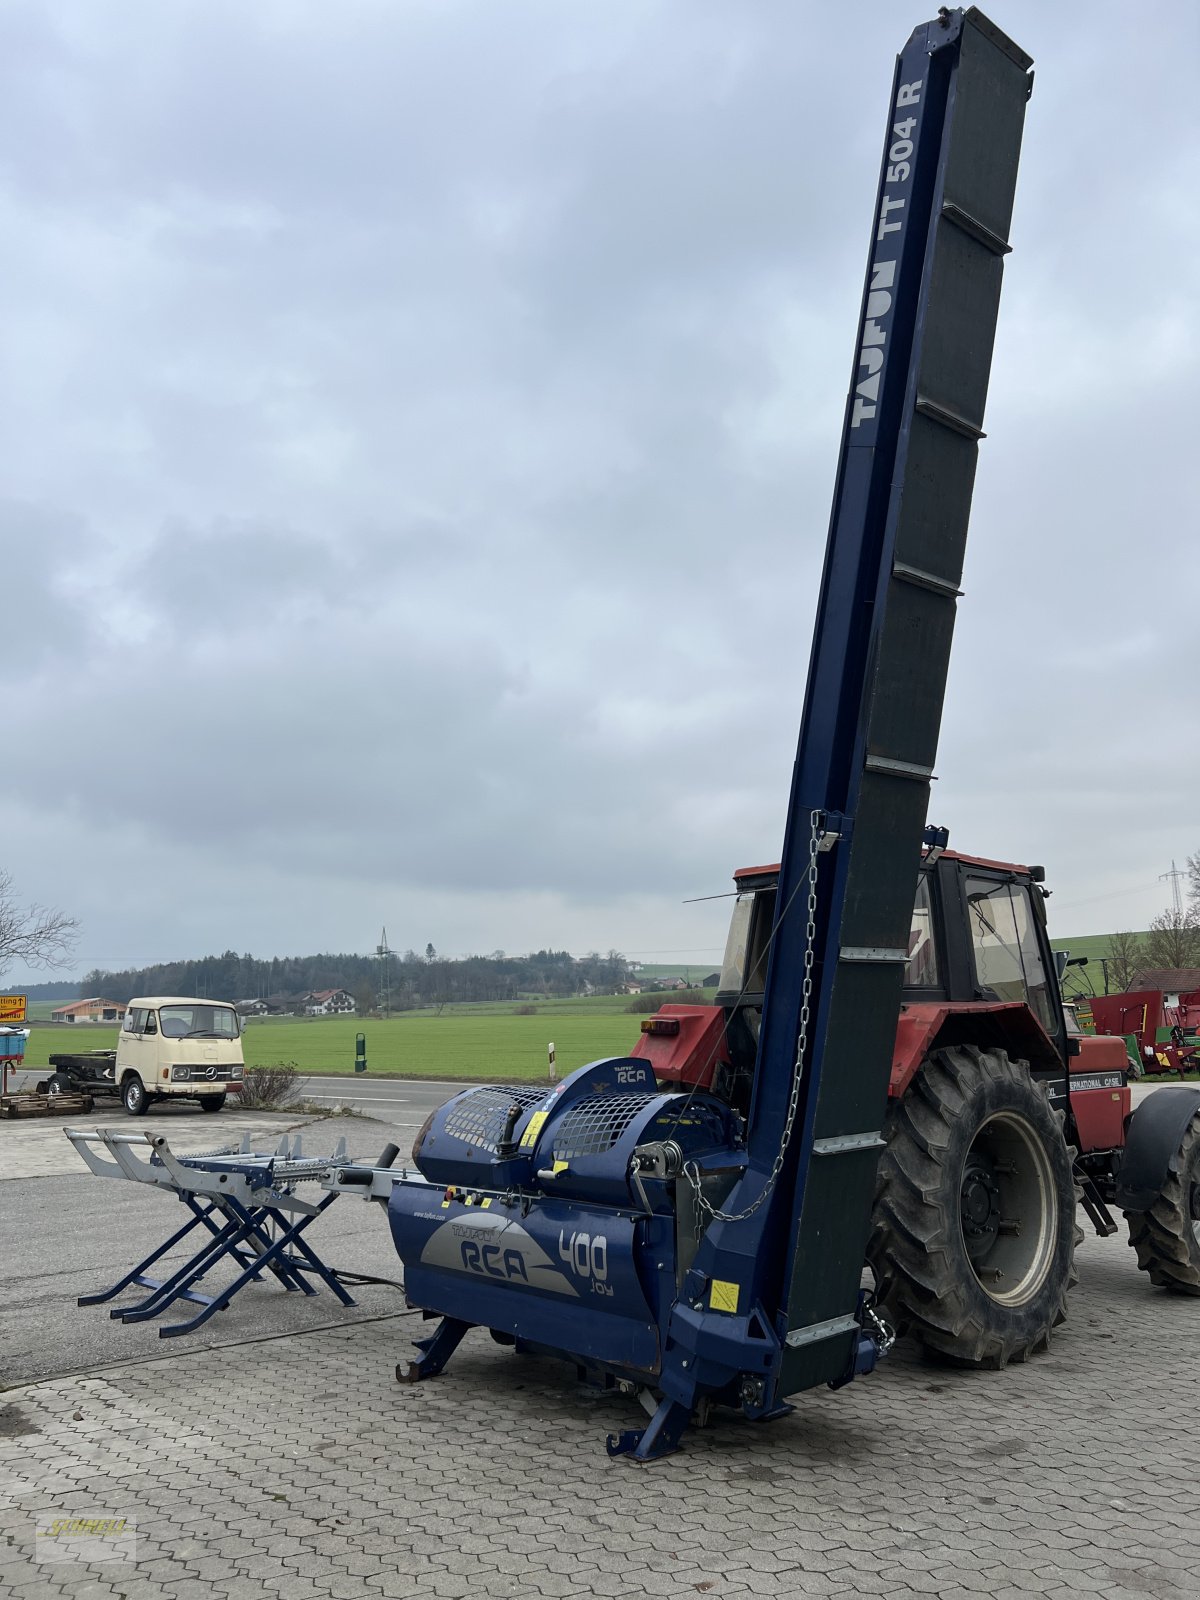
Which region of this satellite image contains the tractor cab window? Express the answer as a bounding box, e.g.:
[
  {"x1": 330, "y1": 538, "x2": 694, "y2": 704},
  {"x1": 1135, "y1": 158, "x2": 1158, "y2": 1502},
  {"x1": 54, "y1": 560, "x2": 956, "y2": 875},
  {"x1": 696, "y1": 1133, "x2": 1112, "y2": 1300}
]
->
[
  {"x1": 718, "y1": 888, "x2": 776, "y2": 997},
  {"x1": 904, "y1": 874, "x2": 939, "y2": 987},
  {"x1": 965, "y1": 876, "x2": 1055, "y2": 1035}
]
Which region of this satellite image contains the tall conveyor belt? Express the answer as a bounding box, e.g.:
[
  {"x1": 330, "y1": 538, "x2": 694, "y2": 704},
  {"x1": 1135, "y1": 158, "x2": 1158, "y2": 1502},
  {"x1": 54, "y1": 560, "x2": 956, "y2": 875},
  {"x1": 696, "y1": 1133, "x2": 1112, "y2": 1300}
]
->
[{"x1": 744, "y1": 6, "x2": 1034, "y2": 1398}]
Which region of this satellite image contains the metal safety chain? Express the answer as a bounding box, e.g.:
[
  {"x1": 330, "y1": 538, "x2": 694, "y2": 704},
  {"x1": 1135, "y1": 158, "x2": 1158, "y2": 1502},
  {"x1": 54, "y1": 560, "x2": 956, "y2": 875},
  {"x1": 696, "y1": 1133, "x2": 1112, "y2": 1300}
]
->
[
  {"x1": 683, "y1": 808, "x2": 824, "y2": 1224},
  {"x1": 862, "y1": 1299, "x2": 896, "y2": 1358}
]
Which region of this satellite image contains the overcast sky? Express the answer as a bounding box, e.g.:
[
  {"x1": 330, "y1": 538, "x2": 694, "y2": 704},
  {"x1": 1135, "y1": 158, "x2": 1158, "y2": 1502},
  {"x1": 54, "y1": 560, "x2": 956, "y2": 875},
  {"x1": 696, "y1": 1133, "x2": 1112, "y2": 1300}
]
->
[{"x1": 2, "y1": 0, "x2": 1197, "y2": 986}]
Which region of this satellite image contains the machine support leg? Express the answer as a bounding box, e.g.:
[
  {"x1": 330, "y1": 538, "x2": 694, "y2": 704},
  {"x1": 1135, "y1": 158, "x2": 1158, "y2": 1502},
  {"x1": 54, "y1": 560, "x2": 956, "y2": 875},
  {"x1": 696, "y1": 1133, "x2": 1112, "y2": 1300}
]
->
[
  {"x1": 116, "y1": 1209, "x2": 254, "y2": 1323},
  {"x1": 77, "y1": 1201, "x2": 218, "y2": 1307},
  {"x1": 605, "y1": 1395, "x2": 693, "y2": 1463},
  {"x1": 158, "y1": 1195, "x2": 354, "y2": 1337},
  {"x1": 397, "y1": 1316, "x2": 472, "y2": 1382}
]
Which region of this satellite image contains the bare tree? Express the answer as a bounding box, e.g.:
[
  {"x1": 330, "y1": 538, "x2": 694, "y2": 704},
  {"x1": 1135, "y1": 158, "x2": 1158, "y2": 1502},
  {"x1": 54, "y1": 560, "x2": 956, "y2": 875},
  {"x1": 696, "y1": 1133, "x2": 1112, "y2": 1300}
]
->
[
  {"x1": 1188, "y1": 850, "x2": 1200, "y2": 914},
  {"x1": 1105, "y1": 929, "x2": 1143, "y2": 993},
  {"x1": 1141, "y1": 905, "x2": 1200, "y2": 976},
  {"x1": 0, "y1": 870, "x2": 78, "y2": 980}
]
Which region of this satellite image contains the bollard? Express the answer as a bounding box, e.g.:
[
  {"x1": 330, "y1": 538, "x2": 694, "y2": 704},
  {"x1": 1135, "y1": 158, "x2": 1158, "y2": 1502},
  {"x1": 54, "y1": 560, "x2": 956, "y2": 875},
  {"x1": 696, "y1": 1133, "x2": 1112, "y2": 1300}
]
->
[
  {"x1": 355, "y1": 1032, "x2": 367, "y2": 1073},
  {"x1": 547, "y1": 1041, "x2": 557, "y2": 1081}
]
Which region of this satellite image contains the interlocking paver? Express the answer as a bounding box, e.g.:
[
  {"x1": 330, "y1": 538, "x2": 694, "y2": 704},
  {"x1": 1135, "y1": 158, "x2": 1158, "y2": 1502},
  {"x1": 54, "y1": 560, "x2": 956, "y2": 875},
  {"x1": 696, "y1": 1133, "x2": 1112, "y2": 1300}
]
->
[{"x1": 1, "y1": 1229, "x2": 1197, "y2": 1599}]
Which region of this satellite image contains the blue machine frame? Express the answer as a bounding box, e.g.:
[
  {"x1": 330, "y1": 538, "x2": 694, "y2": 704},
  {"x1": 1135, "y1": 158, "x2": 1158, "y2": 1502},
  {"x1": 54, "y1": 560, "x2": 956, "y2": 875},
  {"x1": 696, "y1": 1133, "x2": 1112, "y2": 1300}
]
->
[{"x1": 372, "y1": 7, "x2": 1034, "y2": 1460}]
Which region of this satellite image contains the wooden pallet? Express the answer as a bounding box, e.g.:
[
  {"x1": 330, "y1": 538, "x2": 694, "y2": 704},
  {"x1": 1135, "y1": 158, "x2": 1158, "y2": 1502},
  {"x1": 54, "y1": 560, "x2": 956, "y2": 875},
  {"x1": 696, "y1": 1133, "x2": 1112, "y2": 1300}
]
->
[{"x1": 1, "y1": 1092, "x2": 94, "y2": 1118}]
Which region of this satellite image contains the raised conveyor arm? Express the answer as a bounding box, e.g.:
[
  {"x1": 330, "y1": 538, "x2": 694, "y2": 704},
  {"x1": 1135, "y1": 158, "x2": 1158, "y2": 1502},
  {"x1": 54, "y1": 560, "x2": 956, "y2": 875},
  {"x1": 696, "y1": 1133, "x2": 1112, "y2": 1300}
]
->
[{"x1": 686, "y1": 7, "x2": 1033, "y2": 1396}]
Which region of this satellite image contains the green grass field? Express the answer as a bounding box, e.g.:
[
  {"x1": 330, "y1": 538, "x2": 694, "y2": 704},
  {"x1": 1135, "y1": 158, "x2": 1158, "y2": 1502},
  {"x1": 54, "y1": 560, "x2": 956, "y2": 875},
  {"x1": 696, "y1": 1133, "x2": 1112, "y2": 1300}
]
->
[
  {"x1": 14, "y1": 995, "x2": 717, "y2": 1083},
  {"x1": 19, "y1": 1001, "x2": 60, "y2": 1022},
  {"x1": 11, "y1": 929, "x2": 1161, "y2": 1088},
  {"x1": 1049, "y1": 931, "x2": 1152, "y2": 995}
]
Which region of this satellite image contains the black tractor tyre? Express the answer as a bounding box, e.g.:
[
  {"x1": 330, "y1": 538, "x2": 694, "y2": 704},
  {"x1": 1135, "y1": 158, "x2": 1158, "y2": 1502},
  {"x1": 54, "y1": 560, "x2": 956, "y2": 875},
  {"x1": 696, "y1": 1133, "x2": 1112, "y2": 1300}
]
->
[
  {"x1": 868, "y1": 1045, "x2": 1080, "y2": 1370},
  {"x1": 1125, "y1": 1112, "x2": 1200, "y2": 1295},
  {"x1": 198, "y1": 1094, "x2": 227, "y2": 1113},
  {"x1": 122, "y1": 1075, "x2": 149, "y2": 1116}
]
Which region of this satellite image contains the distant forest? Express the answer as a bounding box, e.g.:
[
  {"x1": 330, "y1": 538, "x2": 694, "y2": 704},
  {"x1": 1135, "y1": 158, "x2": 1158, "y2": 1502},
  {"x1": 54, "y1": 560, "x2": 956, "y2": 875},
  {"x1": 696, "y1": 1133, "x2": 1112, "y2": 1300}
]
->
[
  {"x1": 80, "y1": 947, "x2": 634, "y2": 1011},
  {"x1": 13, "y1": 980, "x2": 79, "y2": 1001}
]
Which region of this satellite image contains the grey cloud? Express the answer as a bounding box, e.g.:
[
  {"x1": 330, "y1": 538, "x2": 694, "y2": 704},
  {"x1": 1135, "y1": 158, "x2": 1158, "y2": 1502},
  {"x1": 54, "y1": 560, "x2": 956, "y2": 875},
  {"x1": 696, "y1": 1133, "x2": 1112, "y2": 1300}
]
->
[{"x1": 2, "y1": 0, "x2": 1197, "y2": 978}]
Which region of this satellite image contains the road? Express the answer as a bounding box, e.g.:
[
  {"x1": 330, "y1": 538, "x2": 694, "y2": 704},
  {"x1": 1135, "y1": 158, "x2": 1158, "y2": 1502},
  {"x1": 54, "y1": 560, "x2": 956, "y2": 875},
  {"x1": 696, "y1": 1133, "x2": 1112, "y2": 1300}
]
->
[{"x1": 295, "y1": 1073, "x2": 460, "y2": 1126}]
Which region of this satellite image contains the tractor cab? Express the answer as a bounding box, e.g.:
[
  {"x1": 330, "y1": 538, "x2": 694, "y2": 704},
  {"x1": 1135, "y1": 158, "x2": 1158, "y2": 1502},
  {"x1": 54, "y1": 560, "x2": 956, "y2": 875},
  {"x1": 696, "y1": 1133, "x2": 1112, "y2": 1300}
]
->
[
  {"x1": 636, "y1": 850, "x2": 1072, "y2": 1113},
  {"x1": 634, "y1": 847, "x2": 1132, "y2": 1169}
]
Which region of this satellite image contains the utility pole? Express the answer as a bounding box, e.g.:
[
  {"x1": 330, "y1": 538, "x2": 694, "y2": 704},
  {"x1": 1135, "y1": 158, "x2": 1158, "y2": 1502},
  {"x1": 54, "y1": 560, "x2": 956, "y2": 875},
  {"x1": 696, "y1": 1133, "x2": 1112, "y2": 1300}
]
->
[
  {"x1": 376, "y1": 928, "x2": 393, "y2": 1019},
  {"x1": 1160, "y1": 861, "x2": 1186, "y2": 917}
]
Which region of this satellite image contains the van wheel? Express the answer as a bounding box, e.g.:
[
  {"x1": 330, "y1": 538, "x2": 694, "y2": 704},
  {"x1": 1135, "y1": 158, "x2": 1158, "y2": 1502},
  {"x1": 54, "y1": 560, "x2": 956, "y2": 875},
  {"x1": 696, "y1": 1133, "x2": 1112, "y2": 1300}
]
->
[
  {"x1": 48, "y1": 1073, "x2": 72, "y2": 1096},
  {"x1": 122, "y1": 1075, "x2": 149, "y2": 1116},
  {"x1": 199, "y1": 1094, "x2": 226, "y2": 1113}
]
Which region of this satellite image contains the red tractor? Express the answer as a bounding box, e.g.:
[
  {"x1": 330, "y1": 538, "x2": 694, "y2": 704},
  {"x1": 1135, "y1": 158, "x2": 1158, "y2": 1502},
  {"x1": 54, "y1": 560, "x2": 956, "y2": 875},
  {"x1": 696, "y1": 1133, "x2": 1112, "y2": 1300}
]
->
[{"x1": 633, "y1": 846, "x2": 1200, "y2": 1366}]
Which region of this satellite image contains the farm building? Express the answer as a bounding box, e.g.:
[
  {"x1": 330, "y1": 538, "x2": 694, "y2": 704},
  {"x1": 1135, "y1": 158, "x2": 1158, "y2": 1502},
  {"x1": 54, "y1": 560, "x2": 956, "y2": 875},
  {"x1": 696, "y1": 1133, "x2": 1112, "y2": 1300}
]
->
[
  {"x1": 238, "y1": 990, "x2": 357, "y2": 1017},
  {"x1": 305, "y1": 989, "x2": 356, "y2": 1015},
  {"x1": 1129, "y1": 967, "x2": 1200, "y2": 997},
  {"x1": 51, "y1": 998, "x2": 123, "y2": 1024}
]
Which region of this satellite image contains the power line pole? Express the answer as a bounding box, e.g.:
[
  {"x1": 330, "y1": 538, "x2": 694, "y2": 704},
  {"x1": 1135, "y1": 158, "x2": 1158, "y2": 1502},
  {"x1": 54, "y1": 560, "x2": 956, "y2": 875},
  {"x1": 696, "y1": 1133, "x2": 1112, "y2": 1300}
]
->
[
  {"x1": 1160, "y1": 860, "x2": 1186, "y2": 916},
  {"x1": 376, "y1": 927, "x2": 393, "y2": 1019}
]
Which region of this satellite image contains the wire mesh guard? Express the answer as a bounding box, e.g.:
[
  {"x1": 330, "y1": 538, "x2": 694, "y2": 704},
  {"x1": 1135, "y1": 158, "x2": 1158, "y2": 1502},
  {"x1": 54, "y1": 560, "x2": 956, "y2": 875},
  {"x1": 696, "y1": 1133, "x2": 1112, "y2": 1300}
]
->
[
  {"x1": 442, "y1": 1084, "x2": 548, "y2": 1153},
  {"x1": 550, "y1": 1093, "x2": 659, "y2": 1161}
]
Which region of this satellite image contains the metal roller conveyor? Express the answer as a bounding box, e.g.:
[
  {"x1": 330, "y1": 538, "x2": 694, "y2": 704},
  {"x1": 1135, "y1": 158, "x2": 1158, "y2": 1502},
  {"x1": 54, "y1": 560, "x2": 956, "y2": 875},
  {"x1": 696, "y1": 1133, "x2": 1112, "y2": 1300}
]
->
[{"x1": 65, "y1": 1127, "x2": 399, "y2": 1337}]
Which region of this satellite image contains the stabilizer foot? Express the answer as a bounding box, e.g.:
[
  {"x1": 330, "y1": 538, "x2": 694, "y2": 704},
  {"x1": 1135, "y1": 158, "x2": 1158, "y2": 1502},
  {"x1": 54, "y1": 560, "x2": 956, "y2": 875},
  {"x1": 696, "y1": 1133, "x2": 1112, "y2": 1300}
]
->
[
  {"x1": 605, "y1": 1395, "x2": 692, "y2": 1463},
  {"x1": 397, "y1": 1315, "x2": 472, "y2": 1382}
]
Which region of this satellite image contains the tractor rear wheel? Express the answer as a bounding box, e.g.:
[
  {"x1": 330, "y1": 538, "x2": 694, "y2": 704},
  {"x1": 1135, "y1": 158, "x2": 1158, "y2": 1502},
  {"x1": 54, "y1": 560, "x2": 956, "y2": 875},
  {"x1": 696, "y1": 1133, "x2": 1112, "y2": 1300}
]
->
[
  {"x1": 868, "y1": 1045, "x2": 1079, "y2": 1369},
  {"x1": 1125, "y1": 1111, "x2": 1200, "y2": 1295}
]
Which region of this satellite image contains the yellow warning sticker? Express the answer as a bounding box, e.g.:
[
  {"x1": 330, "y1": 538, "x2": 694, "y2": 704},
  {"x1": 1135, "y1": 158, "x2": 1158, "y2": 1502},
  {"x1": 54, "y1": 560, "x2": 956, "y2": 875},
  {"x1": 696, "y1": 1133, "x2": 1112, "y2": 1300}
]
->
[
  {"x1": 710, "y1": 1279, "x2": 740, "y2": 1315},
  {"x1": 552, "y1": 1160, "x2": 569, "y2": 1175},
  {"x1": 519, "y1": 1110, "x2": 548, "y2": 1149},
  {"x1": 481, "y1": 1198, "x2": 492, "y2": 1209}
]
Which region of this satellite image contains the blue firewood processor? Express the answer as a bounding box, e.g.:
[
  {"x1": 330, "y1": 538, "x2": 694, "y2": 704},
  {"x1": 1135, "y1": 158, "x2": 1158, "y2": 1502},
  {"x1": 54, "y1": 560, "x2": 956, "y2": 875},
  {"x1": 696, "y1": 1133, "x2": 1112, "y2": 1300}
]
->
[
  {"x1": 324, "y1": 8, "x2": 1037, "y2": 1460},
  {"x1": 66, "y1": 9, "x2": 1055, "y2": 1462}
]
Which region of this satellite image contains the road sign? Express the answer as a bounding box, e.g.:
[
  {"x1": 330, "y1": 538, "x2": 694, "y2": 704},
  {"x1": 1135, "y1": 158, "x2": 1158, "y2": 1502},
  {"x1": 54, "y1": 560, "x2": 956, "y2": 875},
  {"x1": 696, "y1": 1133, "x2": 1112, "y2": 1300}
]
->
[{"x1": 0, "y1": 995, "x2": 27, "y2": 1023}]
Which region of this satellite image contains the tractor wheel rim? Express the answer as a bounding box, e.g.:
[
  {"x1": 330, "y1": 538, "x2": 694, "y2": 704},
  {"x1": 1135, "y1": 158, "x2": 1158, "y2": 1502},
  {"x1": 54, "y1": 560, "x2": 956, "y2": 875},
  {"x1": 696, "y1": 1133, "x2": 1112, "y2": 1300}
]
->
[{"x1": 959, "y1": 1110, "x2": 1057, "y2": 1307}]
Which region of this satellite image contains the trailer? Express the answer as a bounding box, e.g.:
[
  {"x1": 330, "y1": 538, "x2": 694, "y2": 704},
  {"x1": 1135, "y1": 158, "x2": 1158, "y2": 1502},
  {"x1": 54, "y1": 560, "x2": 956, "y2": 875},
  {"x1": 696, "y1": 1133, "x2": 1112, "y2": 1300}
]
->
[{"x1": 1088, "y1": 987, "x2": 1200, "y2": 1077}]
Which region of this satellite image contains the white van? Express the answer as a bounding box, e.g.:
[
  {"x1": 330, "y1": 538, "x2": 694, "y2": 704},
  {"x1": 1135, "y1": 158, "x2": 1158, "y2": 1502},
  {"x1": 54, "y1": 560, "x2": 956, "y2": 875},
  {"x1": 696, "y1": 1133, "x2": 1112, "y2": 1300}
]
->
[
  {"x1": 48, "y1": 996, "x2": 246, "y2": 1114},
  {"x1": 116, "y1": 997, "x2": 245, "y2": 1114}
]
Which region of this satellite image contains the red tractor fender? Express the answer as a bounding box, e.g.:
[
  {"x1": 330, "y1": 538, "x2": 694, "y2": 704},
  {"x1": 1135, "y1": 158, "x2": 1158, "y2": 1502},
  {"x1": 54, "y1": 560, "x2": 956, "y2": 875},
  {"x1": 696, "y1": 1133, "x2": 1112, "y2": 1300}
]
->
[
  {"x1": 629, "y1": 1004, "x2": 731, "y2": 1089},
  {"x1": 890, "y1": 1001, "x2": 1062, "y2": 1098}
]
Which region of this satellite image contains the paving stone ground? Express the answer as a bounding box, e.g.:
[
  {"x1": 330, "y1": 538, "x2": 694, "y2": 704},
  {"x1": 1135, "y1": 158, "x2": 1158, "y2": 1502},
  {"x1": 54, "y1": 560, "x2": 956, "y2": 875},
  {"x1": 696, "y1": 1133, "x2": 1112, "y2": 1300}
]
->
[{"x1": 0, "y1": 1221, "x2": 1196, "y2": 1600}]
